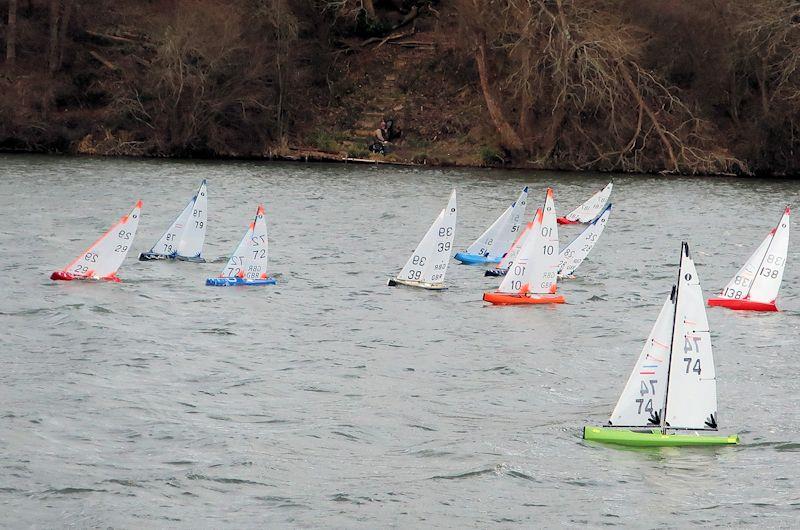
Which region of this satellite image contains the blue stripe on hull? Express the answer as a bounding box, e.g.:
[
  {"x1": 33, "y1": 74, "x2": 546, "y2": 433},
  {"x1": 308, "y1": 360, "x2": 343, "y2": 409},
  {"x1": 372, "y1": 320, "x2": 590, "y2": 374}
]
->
[{"x1": 206, "y1": 277, "x2": 277, "y2": 286}]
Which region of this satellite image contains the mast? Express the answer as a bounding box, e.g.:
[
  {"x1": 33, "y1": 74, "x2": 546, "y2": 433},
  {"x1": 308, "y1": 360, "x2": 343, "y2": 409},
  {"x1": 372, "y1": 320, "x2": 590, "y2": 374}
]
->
[{"x1": 660, "y1": 241, "x2": 686, "y2": 434}]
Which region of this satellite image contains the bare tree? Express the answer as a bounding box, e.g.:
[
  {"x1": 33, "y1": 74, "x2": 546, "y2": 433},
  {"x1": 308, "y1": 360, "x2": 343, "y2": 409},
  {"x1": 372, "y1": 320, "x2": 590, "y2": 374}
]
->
[
  {"x1": 113, "y1": 0, "x2": 303, "y2": 155},
  {"x1": 457, "y1": 0, "x2": 741, "y2": 174},
  {"x1": 48, "y1": 0, "x2": 59, "y2": 73},
  {"x1": 736, "y1": 1, "x2": 800, "y2": 116},
  {"x1": 6, "y1": 0, "x2": 17, "y2": 67},
  {"x1": 47, "y1": 0, "x2": 72, "y2": 73}
]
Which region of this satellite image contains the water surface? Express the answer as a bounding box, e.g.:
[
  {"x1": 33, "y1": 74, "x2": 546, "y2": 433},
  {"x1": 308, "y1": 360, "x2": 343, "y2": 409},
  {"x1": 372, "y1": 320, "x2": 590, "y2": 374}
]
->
[{"x1": 1, "y1": 155, "x2": 799, "y2": 527}]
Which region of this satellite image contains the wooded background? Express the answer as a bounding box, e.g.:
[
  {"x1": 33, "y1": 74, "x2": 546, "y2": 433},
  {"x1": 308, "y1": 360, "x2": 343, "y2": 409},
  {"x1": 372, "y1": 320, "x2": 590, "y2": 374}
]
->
[{"x1": 2, "y1": 0, "x2": 800, "y2": 175}]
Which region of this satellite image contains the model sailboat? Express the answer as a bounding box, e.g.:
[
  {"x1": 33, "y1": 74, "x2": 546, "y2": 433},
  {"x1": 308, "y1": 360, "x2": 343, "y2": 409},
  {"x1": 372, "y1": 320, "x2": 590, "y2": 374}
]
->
[
  {"x1": 486, "y1": 203, "x2": 613, "y2": 278},
  {"x1": 557, "y1": 203, "x2": 613, "y2": 277},
  {"x1": 140, "y1": 180, "x2": 208, "y2": 262},
  {"x1": 51, "y1": 200, "x2": 143, "y2": 282},
  {"x1": 557, "y1": 182, "x2": 612, "y2": 224},
  {"x1": 483, "y1": 188, "x2": 564, "y2": 305},
  {"x1": 708, "y1": 207, "x2": 790, "y2": 312},
  {"x1": 454, "y1": 187, "x2": 527, "y2": 264},
  {"x1": 206, "y1": 205, "x2": 275, "y2": 286},
  {"x1": 389, "y1": 190, "x2": 457, "y2": 289},
  {"x1": 583, "y1": 242, "x2": 739, "y2": 447},
  {"x1": 484, "y1": 219, "x2": 532, "y2": 277}
]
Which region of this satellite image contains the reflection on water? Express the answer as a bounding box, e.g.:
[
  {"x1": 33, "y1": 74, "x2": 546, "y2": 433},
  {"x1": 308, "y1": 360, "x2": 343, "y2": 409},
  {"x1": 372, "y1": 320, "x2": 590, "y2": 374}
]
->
[{"x1": 1, "y1": 154, "x2": 798, "y2": 526}]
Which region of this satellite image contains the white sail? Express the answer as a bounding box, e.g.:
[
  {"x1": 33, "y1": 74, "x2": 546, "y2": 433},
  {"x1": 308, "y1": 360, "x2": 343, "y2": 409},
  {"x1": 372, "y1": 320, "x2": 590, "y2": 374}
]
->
[
  {"x1": 746, "y1": 208, "x2": 790, "y2": 303},
  {"x1": 396, "y1": 190, "x2": 457, "y2": 287},
  {"x1": 219, "y1": 205, "x2": 269, "y2": 280},
  {"x1": 531, "y1": 186, "x2": 560, "y2": 293},
  {"x1": 558, "y1": 204, "x2": 612, "y2": 276},
  {"x1": 150, "y1": 197, "x2": 192, "y2": 257},
  {"x1": 495, "y1": 221, "x2": 532, "y2": 271},
  {"x1": 465, "y1": 187, "x2": 528, "y2": 259},
  {"x1": 496, "y1": 188, "x2": 559, "y2": 294},
  {"x1": 609, "y1": 293, "x2": 675, "y2": 427},
  {"x1": 497, "y1": 210, "x2": 541, "y2": 293},
  {"x1": 176, "y1": 180, "x2": 208, "y2": 259},
  {"x1": 565, "y1": 182, "x2": 613, "y2": 223},
  {"x1": 665, "y1": 243, "x2": 718, "y2": 430},
  {"x1": 489, "y1": 187, "x2": 529, "y2": 257},
  {"x1": 147, "y1": 180, "x2": 207, "y2": 258},
  {"x1": 62, "y1": 201, "x2": 143, "y2": 279},
  {"x1": 717, "y1": 232, "x2": 770, "y2": 301}
]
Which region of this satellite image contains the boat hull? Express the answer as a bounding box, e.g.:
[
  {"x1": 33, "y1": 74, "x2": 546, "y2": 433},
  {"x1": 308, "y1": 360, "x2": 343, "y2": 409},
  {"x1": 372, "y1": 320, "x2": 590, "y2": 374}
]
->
[
  {"x1": 484, "y1": 268, "x2": 507, "y2": 277},
  {"x1": 583, "y1": 426, "x2": 739, "y2": 447},
  {"x1": 556, "y1": 216, "x2": 581, "y2": 225},
  {"x1": 388, "y1": 278, "x2": 445, "y2": 290},
  {"x1": 139, "y1": 252, "x2": 205, "y2": 263},
  {"x1": 206, "y1": 277, "x2": 277, "y2": 287},
  {"x1": 50, "y1": 271, "x2": 121, "y2": 282},
  {"x1": 175, "y1": 255, "x2": 205, "y2": 263},
  {"x1": 139, "y1": 252, "x2": 171, "y2": 261},
  {"x1": 707, "y1": 297, "x2": 778, "y2": 312},
  {"x1": 482, "y1": 292, "x2": 565, "y2": 305},
  {"x1": 454, "y1": 252, "x2": 501, "y2": 265}
]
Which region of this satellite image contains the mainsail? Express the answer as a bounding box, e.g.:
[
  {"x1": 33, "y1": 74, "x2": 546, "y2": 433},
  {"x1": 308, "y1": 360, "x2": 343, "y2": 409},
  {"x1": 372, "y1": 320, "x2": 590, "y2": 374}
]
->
[
  {"x1": 464, "y1": 187, "x2": 527, "y2": 259},
  {"x1": 563, "y1": 182, "x2": 613, "y2": 223},
  {"x1": 664, "y1": 243, "x2": 717, "y2": 430},
  {"x1": 558, "y1": 204, "x2": 612, "y2": 276},
  {"x1": 176, "y1": 180, "x2": 208, "y2": 259},
  {"x1": 495, "y1": 221, "x2": 532, "y2": 272}
]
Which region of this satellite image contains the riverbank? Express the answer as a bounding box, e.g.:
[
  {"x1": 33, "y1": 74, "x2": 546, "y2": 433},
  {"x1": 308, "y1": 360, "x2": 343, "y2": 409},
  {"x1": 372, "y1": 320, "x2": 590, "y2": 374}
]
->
[{"x1": 2, "y1": 1, "x2": 799, "y2": 176}]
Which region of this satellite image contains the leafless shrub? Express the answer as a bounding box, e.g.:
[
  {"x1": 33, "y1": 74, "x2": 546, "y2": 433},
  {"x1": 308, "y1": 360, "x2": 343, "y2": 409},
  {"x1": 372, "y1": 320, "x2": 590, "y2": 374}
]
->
[
  {"x1": 112, "y1": 0, "x2": 300, "y2": 156},
  {"x1": 456, "y1": 0, "x2": 742, "y2": 174}
]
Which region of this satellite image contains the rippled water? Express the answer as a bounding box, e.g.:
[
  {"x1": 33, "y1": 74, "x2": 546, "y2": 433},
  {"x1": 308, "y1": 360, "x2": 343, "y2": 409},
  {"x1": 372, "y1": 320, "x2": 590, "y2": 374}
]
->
[{"x1": 1, "y1": 154, "x2": 799, "y2": 527}]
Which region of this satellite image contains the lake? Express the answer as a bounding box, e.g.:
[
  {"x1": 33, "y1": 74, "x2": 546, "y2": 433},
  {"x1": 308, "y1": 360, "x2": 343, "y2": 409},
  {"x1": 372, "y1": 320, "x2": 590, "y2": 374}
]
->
[{"x1": 1, "y1": 155, "x2": 799, "y2": 527}]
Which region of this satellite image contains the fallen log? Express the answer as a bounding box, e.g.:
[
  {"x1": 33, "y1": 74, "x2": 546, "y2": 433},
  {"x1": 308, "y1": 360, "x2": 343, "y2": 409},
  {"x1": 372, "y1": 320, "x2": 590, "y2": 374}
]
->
[{"x1": 88, "y1": 50, "x2": 119, "y2": 71}]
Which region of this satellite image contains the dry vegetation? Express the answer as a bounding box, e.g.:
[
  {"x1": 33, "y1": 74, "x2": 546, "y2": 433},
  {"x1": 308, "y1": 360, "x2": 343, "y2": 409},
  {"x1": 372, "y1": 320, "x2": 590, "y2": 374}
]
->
[{"x1": 2, "y1": 0, "x2": 800, "y2": 175}]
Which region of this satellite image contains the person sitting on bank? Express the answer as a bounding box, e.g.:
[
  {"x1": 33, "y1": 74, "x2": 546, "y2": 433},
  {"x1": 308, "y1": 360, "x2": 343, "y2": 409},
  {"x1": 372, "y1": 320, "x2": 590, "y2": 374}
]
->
[
  {"x1": 375, "y1": 118, "x2": 402, "y2": 144},
  {"x1": 375, "y1": 120, "x2": 389, "y2": 143}
]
